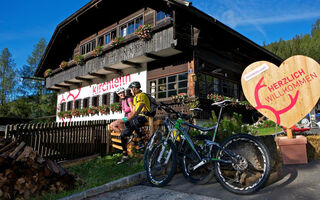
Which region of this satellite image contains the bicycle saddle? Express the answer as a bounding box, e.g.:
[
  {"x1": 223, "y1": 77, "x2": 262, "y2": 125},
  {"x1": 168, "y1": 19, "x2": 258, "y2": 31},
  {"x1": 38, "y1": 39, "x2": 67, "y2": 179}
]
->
[{"x1": 212, "y1": 100, "x2": 232, "y2": 107}]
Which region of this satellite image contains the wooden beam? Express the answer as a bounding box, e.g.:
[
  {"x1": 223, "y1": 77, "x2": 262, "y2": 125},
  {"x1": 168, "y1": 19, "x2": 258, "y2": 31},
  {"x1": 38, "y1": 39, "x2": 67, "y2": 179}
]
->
[
  {"x1": 75, "y1": 76, "x2": 92, "y2": 83},
  {"x1": 103, "y1": 67, "x2": 123, "y2": 75},
  {"x1": 64, "y1": 81, "x2": 81, "y2": 86},
  {"x1": 144, "y1": 53, "x2": 164, "y2": 60},
  {"x1": 54, "y1": 84, "x2": 70, "y2": 90},
  {"x1": 47, "y1": 88, "x2": 60, "y2": 92},
  {"x1": 121, "y1": 60, "x2": 141, "y2": 68},
  {"x1": 88, "y1": 72, "x2": 106, "y2": 79}
]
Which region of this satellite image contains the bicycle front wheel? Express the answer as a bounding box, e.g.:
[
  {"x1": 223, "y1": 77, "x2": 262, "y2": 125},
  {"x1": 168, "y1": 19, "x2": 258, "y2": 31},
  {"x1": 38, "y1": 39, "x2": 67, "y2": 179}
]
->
[
  {"x1": 143, "y1": 129, "x2": 163, "y2": 170},
  {"x1": 146, "y1": 140, "x2": 177, "y2": 187},
  {"x1": 214, "y1": 134, "x2": 271, "y2": 194}
]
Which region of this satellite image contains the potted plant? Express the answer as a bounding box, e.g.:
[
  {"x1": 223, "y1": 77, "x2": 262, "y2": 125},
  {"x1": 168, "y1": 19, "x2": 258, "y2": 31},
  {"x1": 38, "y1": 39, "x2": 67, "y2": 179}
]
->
[
  {"x1": 186, "y1": 97, "x2": 200, "y2": 109},
  {"x1": 79, "y1": 108, "x2": 88, "y2": 116},
  {"x1": 135, "y1": 24, "x2": 152, "y2": 41},
  {"x1": 71, "y1": 109, "x2": 80, "y2": 117},
  {"x1": 171, "y1": 93, "x2": 188, "y2": 104},
  {"x1": 58, "y1": 111, "x2": 64, "y2": 118},
  {"x1": 63, "y1": 111, "x2": 72, "y2": 118},
  {"x1": 44, "y1": 69, "x2": 52, "y2": 77},
  {"x1": 111, "y1": 37, "x2": 124, "y2": 47},
  {"x1": 110, "y1": 102, "x2": 122, "y2": 113},
  {"x1": 89, "y1": 106, "x2": 99, "y2": 115},
  {"x1": 92, "y1": 46, "x2": 104, "y2": 57},
  {"x1": 59, "y1": 61, "x2": 68, "y2": 70},
  {"x1": 98, "y1": 104, "x2": 110, "y2": 115},
  {"x1": 74, "y1": 54, "x2": 84, "y2": 65}
]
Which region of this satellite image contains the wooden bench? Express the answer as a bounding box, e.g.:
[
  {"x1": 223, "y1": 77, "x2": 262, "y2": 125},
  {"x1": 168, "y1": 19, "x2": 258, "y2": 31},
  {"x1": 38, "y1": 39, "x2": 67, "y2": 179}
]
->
[{"x1": 108, "y1": 118, "x2": 162, "y2": 156}]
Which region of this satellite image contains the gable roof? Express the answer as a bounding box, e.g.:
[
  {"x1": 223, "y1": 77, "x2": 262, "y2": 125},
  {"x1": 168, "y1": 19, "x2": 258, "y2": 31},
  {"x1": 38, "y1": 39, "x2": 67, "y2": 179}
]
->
[{"x1": 35, "y1": 0, "x2": 282, "y2": 77}]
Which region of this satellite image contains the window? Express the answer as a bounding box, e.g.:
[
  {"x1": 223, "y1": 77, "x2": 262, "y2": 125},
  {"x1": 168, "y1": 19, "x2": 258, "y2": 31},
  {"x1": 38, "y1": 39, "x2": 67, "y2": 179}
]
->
[
  {"x1": 113, "y1": 92, "x2": 120, "y2": 103},
  {"x1": 127, "y1": 20, "x2": 135, "y2": 35},
  {"x1": 60, "y1": 102, "x2": 66, "y2": 112},
  {"x1": 105, "y1": 30, "x2": 116, "y2": 44},
  {"x1": 135, "y1": 16, "x2": 143, "y2": 30},
  {"x1": 80, "y1": 39, "x2": 96, "y2": 55},
  {"x1": 120, "y1": 25, "x2": 127, "y2": 37},
  {"x1": 198, "y1": 73, "x2": 239, "y2": 99},
  {"x1": 83, "y1": 98, "x2": 89, "y2": 108},
  {"x1": 92, "y1": 96, "x2": 99, "y2": 107},
  {"x1": 67, "y1": 101, "x2": 73, "y2": 111},
  {"x1": 148, "y1": 72, "x2": 188, "y2": 99},
  {"x1": 98, "y1": 36, "x2": 104, "y2": 46},
  {"x1": 156, "y1": 11, "x2": 172, "y2": 22},
  {"x1": 102, "y1": 93, "x2": 110, "y2": 105},
  {"x1": 80, "y1": 45, "x2": 86, "y2": 55},
  {"x1": 74, "y1": 100, "x2": 81, "y2": 109},
  {"x1": 120, "y1": 15, "x2": 143, "y2": 37}
]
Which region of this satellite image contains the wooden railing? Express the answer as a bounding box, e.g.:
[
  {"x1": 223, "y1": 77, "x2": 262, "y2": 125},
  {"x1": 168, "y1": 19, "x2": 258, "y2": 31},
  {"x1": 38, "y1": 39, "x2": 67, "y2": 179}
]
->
[{"x1": 5, "y1": 120, "x2": 112, "y2": 161}]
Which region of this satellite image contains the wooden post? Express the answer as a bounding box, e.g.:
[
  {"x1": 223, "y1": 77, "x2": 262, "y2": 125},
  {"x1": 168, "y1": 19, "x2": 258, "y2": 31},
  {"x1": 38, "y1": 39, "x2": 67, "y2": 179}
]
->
[
  {"x1": 287, "y1": 128, "x2": 293, "y2": 139},
  {"x1": 106, "y1": 124, "x2": 111, "y2": 154},
  {"x1": 149, "y1": 117, "x2": 154, "y2": 135}
]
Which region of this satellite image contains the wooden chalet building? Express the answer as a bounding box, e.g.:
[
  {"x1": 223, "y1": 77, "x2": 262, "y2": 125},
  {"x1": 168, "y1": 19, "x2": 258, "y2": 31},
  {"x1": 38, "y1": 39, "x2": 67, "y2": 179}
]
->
[{"x1": 35, "y1": 0, "x2": 282, "y2": 122}]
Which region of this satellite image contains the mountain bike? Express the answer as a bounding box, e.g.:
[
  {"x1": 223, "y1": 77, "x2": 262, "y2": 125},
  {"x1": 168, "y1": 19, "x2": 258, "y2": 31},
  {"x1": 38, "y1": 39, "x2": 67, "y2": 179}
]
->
[
  {"x1": 146, "y1": 100, "x2": 271, "y2": 194},
  {"x1": 143, "y1": 103, "x2": 177, "y2": 170}
]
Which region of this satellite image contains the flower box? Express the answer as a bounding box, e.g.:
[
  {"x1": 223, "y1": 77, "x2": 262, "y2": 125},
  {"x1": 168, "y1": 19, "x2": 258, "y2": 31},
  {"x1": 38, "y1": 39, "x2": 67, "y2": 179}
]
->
[
  {"x1": 74, "y1": 54, "x2": 84, "y2": 65},
  {"x1": 135, "y1": 24, "x2": 152, "y2": 41},
  {"x1": 59, "y1": 61, "x2": 68, "y2": 70}
]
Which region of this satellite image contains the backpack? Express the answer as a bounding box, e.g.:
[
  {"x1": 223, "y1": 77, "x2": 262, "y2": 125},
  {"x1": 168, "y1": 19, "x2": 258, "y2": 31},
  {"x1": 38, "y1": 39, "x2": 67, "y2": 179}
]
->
[{"x1": 144, "y1": 93, "x2": 157, "y2": 117}]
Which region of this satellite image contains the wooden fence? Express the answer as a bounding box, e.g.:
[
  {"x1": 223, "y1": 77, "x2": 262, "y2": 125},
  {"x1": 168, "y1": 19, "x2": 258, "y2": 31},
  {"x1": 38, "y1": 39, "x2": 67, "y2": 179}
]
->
[{"x1": 5, "y1": 120, "x2": 113, "y2": 161}]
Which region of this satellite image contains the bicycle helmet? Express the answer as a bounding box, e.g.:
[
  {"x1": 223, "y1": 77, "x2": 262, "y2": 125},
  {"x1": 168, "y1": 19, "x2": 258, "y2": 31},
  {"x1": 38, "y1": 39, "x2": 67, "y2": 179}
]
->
[
  {"x1": 128, "y1": 81, "x2": 141, "y2": 89},
  {"x1": 116, "y1": 87, "x2": 125, "y2": 94}
]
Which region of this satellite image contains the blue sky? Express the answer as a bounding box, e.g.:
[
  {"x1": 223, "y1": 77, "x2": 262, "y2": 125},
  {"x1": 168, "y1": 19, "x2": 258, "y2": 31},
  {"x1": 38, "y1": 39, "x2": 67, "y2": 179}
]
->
[{"x1": 1, "y1": 0, "x2": 320, "y2": 70}]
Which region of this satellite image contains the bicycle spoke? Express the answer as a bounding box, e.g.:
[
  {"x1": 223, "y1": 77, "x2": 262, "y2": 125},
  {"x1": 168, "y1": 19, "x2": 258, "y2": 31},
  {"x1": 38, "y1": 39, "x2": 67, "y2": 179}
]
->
[{"x1": 214, "y1": 134, "x2": 271, "y2": 194}]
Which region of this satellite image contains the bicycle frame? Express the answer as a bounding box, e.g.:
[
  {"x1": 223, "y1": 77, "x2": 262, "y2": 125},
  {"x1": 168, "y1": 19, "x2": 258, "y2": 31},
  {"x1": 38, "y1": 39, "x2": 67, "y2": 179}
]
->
[
  {"x1": 173, "y1": 104, "x2": 234, "y2": 169},
  {"x1": 154, "y1": 101, "x2": 234, "y2": 169}
]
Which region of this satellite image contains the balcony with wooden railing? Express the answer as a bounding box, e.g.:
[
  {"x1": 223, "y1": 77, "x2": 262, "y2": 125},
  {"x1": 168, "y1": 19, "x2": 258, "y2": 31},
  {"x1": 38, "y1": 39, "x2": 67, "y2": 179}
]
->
[{"x1": 46, "y1": 24, "x2": 182, "y2": 91}]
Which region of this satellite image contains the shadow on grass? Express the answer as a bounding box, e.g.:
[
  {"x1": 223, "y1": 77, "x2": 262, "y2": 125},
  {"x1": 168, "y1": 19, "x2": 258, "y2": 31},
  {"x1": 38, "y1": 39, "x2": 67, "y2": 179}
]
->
[{"x1": 36, "y1": 153, "x2": 144, "y2": 200}]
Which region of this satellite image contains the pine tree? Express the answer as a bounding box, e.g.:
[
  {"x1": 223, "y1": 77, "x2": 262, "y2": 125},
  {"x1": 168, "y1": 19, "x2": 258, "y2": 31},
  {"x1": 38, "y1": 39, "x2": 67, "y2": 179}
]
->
[
  {"x1": 0, "y1": 48, "x2": 16, "y2": 106},
  {"x1": 264, "y1": 18, "x2": 320, "y2": 61},
  {"x1": 20, "y1": 38, "x2": 47, "y2": 96}
]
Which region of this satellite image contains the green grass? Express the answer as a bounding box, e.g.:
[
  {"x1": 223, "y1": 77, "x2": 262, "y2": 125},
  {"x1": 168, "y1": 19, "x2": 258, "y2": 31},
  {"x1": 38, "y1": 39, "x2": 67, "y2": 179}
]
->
[
  {"x1": 253, "y1": 126, "x2": 283, "y2": 136},
  {"x1": 37, "y1": 153, "x2": 143, "y2": 200}
]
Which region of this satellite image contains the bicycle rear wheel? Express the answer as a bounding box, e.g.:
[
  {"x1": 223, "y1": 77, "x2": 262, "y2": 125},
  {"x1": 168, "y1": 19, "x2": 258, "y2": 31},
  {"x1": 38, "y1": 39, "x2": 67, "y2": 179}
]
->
[
  {"x1": 181, "y1": 135, "x2": 215, "y2": 184},
  {"x1": 214, "y1": 134, "x2": 271, "y2": 194},
  {"x1": 146, "y1": 140, "x2": 177, "y2": 187}
]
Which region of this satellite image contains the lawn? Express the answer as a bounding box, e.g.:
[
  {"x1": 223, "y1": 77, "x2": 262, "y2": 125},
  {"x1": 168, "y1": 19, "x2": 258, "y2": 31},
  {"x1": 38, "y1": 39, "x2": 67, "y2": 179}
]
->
[
  {"x1": 253, "y1": 126, "x2": 284, "y2": 136},
  {"x1": 37, "y1": 153, "x2": 143, "y2": 200}
]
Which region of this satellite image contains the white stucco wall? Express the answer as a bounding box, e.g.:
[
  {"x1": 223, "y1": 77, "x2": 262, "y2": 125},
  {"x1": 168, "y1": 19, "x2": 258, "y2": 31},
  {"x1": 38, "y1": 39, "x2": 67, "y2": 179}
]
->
[{"x1": 56, "y1": 66, "x2": 147, "y2": 122}]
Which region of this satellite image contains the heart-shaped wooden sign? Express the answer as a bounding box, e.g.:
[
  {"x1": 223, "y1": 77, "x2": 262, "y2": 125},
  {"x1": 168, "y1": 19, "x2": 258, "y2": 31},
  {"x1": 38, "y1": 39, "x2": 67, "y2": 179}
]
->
[{"x1": 241, "y1": 55, "x2": 320, "y2": 128}]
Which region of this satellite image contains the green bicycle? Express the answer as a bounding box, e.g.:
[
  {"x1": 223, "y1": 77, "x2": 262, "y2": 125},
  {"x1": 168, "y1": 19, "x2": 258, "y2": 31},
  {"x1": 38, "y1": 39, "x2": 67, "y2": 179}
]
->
[{"x1": 146, "y1": 100, "x2": 271, "y2": 194}]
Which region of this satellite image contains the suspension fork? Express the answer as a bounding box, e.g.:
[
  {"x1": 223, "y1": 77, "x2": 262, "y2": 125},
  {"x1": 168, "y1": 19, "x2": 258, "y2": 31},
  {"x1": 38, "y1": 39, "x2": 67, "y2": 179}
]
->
[{"x1": 157, "y1": 120, "x2": 174, "y2": 164}]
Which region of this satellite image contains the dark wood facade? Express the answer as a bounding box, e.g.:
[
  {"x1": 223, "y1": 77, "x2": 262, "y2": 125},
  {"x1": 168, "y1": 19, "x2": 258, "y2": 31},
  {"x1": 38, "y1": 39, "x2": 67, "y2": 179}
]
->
[{"x1": 35, "y1": 0, "x2": 282, "y2": 121}]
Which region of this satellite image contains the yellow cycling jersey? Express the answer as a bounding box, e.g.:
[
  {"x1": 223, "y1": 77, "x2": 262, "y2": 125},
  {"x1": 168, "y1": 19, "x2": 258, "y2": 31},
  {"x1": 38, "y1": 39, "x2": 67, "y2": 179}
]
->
[{"x1": 133, "y1": 92, "x2": 151, "y2": 116}]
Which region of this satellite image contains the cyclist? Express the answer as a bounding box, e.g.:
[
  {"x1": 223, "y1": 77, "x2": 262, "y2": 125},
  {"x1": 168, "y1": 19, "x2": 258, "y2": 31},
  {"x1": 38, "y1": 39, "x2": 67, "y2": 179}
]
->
[
  {"x1": 109, "y1": 87, "x2": 134, "y2": 133},
  {"x1": 117, "y1": 81, "x2": 151, "y2": 164}
]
